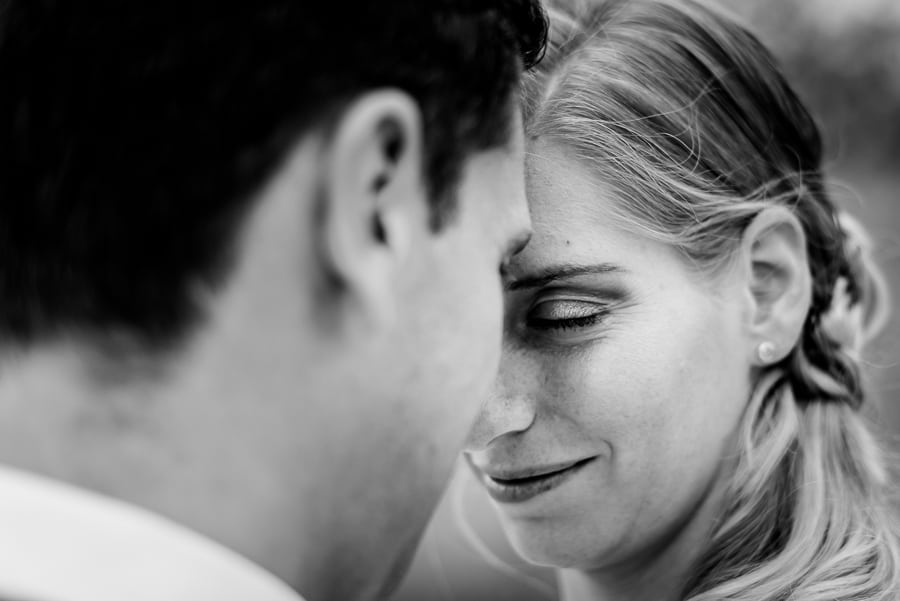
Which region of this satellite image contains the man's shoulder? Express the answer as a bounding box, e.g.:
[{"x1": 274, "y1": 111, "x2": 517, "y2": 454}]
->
[{"x1": 0, "y1": 465, "x2": 306, "y2": 601}]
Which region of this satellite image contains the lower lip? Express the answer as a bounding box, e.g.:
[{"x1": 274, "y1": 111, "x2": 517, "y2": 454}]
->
[{"x1": 479, "y1": 458, "x2": 596, "y2": 504}]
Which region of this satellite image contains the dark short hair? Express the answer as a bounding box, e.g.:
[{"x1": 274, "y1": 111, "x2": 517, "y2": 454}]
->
[{"x1": 0, "y1": 1, "x2": 547, "y2": 349}]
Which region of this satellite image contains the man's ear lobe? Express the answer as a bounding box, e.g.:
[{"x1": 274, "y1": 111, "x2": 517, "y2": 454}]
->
[
  {"x1": 317, "y1": 89, "x2": 427, "y2": 323},
  {"x1": 742, "y1": 206, "x2": 813, "y2": 365}
]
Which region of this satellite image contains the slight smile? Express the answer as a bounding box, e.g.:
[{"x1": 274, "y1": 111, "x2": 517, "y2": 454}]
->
[{"x1": 470, "y1": 456, "x2": 597, "y2": 504}]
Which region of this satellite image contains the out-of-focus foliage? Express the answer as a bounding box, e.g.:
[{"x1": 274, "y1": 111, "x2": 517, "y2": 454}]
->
[{"x1": 721, "y1": 0, "x2": 900, "y2": 168}]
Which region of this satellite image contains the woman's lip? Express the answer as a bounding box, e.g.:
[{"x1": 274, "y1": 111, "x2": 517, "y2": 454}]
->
[
  {"x1": 484, "y1": 458, "x2": 588, "y2": 481},
  {"x1": 473, "y1": 456, "x2": 597, "y2": 504}
]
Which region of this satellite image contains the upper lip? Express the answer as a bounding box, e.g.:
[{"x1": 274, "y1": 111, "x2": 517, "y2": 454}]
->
[{"x1": 470, "y1": 456, "x2": 594, "y2": 482}]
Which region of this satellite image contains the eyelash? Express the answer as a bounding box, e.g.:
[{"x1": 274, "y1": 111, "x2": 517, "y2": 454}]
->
[{"x1": 527, "y1": 309, "x2": 609, "y2": 331}]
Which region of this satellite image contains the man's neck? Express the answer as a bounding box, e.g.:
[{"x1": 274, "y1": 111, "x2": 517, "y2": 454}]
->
[
  {"x1": 0, "y1": 336, "x2": 332, "y2": 597},
  {"x1": 0, "y1": 341, "x2": 176, "y2": 496}
]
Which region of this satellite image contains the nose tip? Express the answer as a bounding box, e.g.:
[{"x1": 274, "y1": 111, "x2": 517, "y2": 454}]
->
[{"x1": 464, "y1": 391, "x2": 536, "y2": 451}]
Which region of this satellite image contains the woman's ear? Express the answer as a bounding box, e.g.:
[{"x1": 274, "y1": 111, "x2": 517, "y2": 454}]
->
[
  {"x1": 740, "y1": 206, "x2": 812, "y2": 365},
  {"x1": 316, "y1": 89, "x2": 427, "y2": 327}
]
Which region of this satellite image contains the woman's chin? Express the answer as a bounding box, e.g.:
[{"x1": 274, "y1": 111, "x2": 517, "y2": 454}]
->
[{"x1": 499, "y1": 518, "x2": 611, "y2": 570}]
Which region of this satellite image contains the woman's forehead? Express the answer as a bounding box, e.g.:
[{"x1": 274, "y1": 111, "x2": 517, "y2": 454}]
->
[{"x1": 522, "y1": 143, "x2": 638, "y2": 259}]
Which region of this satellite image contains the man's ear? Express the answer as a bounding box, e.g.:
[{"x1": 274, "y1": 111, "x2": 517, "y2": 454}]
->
[
  {"x1": 740, "y1": 206, "x2": 813, "y2": 365},
  {"x1": 318, "y1": 89, "x2": 427, "y2": 327}
]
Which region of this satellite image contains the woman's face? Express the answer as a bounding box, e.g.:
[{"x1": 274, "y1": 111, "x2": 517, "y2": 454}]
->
[{"x1": 465, "y1": 141, "x2": 755, "y2": 570}]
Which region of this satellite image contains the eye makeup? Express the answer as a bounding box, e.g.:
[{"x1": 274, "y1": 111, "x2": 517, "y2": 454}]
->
[
  {"x1": 505, "y1": 262, "x2": 632, "y2": 344},
  {"x1": 527, "y1": 298, "x2": 612, "y2": 331}
]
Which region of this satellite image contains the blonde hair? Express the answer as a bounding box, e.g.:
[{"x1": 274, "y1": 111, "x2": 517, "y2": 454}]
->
[{"x1": 523, "y1": 0, "x2": 900, "y2": 599}]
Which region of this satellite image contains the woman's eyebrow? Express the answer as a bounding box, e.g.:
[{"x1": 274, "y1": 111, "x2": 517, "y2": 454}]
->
[{"x1": 506, "y1": 263, "x2": 624, "y2": 291}]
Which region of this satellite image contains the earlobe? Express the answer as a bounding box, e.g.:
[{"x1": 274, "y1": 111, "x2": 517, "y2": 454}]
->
[
  {"x1": 741, "y1": 206, "x2": 812, "y2": 365},
  {"x1": 315, "y1": 90, "x2": 427, "y2": 327}
]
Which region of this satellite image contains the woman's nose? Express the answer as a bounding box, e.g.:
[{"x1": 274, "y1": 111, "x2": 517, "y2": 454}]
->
[{"x1": 465, "y1": 351, "x2": 537, "y2": 450}]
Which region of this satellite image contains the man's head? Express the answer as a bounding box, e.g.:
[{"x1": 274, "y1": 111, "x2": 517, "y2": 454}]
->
[{"x1": 0, "y1": 2, "x2": 546, "y2": 599}]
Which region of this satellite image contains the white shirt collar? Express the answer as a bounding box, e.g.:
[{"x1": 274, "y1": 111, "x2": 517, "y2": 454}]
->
[{"x1": 0, "y1": 464, "x2": 306, "y2": 601}]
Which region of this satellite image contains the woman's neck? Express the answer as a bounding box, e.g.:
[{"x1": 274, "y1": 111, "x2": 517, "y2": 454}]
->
[{"x1": 557, "y1": 550, "x2": 691, "y2": 601}]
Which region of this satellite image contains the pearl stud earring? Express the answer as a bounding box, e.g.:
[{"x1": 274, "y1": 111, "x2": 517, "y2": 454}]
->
[{"x1": 757, "y1": 341, "x2": 777, "y2": 364}]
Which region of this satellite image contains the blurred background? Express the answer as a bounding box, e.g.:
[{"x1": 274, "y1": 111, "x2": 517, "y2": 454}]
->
[{"x1": 394, "y1": 1, "x2": 900, "y2": 599}]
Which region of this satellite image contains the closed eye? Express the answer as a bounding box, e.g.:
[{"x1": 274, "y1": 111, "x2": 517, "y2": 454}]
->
[{"x1": 527, "y1": 300, "x2": 611, "y2": 331}]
